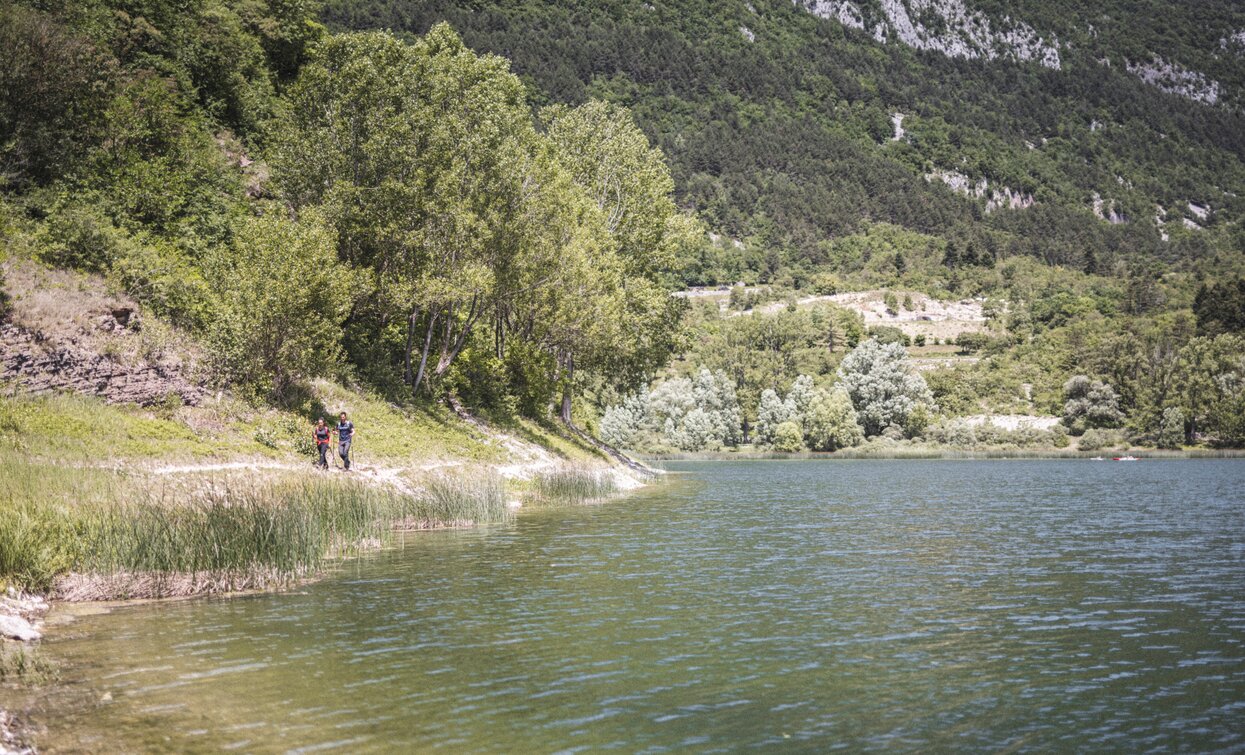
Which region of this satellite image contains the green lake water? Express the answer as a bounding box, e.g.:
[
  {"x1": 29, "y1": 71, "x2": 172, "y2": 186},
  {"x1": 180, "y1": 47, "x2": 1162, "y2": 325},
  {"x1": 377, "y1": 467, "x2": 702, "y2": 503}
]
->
[{"x1": 38, "y1": 460, "x2": 1245, "y2": 752}]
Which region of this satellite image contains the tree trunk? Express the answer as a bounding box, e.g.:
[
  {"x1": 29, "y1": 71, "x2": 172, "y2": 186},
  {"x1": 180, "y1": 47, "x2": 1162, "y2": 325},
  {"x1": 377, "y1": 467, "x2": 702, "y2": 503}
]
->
[
  {"x1": 559, "y1": 353, "x2": 574, "y2": 426},
  {"x1": 413, "y1": 310, "x2": 438, "y2": 396},
  {"x1": 403, "y1": 307, "x2": 420, "y2": 385}
]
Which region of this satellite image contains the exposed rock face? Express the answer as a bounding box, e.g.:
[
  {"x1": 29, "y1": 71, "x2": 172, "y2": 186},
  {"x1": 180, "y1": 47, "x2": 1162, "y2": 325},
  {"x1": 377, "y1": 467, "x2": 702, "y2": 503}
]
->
[
  {"x1": 924, "y1": 169, "x2": 1034, "y2": 212},
  {"x1": 0, "y1": 323, "x2": 206, "y2": 407},
  {"x1": 796, "y1": 0, "x2": 1060, "y2": 69},
  {"x1": 1092, "y1": 192, "x2": 1126, "y2": 225},
  {"x1": 891, "y1": 112, "x2": 905, "y2": 141},
  {"x1": 1125, "y1": 55, "x2": 1221, "y2": 105}
]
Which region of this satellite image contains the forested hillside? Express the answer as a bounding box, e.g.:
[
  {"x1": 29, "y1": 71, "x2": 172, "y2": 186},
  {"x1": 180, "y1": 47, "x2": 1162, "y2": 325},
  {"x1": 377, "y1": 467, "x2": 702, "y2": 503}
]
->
[
  {"x1": 1, "y1": 0, "x2": 693, "y2": 429},
  {"x1": 2, "y1": 0, "x2": 1245, "y2": 454},
  {"x1": 324, "y1": 0, "x2": 1245, "y2": 281},
  {"x1": 323, "y1": 0, "x2": 1245, "y2": 450}
]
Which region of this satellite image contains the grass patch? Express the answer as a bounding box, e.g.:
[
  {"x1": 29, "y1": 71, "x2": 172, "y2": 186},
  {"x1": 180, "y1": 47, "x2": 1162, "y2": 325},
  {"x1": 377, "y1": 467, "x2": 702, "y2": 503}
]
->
[
  {"x1": 0, "y1": 644, "x2": 57, "y2": 686},
  {"x1": 0, "y1": 461, "x2": 512, "y2": 598},
  {"x1": 397, "y1": 468, "x2": 509, "y2": 527},
  {"x1": 530, "y1": 465, "x2": 618, "y2": 505}
]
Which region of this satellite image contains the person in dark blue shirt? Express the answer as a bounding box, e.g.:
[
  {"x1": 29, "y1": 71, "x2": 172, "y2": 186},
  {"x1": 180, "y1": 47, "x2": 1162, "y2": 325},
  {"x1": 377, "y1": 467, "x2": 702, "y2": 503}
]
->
[{"x1": 335, "y1": 412, "x2": 356, "y2": 470}]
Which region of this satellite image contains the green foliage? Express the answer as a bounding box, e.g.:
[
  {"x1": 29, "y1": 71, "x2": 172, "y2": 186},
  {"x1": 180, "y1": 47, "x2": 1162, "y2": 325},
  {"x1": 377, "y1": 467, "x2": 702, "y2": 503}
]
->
[
  {"x1": 1157, "y1": 407, "x2": 1186, "y2": 449},
  {"x1": 1062, "y1": 375, "x2": 1124, "y2": 433},
  {"x1": 530, "y1": 465, "x2": 618, "y2": 505},
  {"x1": 803, "y1": 388, "x2": 864, "y2": 451},
  {"x1": 1193, "y1": 278, "x2": 1245, "y2": 335},
  {"x1": 1078, "y1": 428, "x2": 1122, "y2": 452},
  {"x1": 207, "y1": 210, "x2": 358, "y2": 399},
  {"x1": 771, "y1": 419, "x2": 805, "y2": 453},
  {"x1": 0, "y1": 460, "x2": 511, "y2": 595},
  {"x1": 322, "y1": 0, "x2": 1245, "y2": 286},
  {"x1": 837, "y1": 339, "x2": 934, "y2": 437}
]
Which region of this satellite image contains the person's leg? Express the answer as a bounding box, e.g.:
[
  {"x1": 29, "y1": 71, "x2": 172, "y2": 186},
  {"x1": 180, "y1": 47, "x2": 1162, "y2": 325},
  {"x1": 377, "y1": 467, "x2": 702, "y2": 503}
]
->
[
  {"x1": 340, "y1": 439, "x2": 351, "y2": 470},
  {"x1": 318, "y1": 443, "x2": 328, "y2": 468}
]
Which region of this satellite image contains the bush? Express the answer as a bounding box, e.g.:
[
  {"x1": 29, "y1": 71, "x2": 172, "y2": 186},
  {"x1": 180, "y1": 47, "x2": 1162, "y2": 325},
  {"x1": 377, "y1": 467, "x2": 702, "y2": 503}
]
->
[
  {"x1": 207, "y1": 211, "x2": 359, "y2": 399},
  {"x1": 1078, "y1": 428, "x2": 1121, "y2": 452},
  {"x1": 1063, "y1": 375, "x2": 1124, "y2": 432},
  {"x1": 771, "y1": 420, "x2": 805, "y2": 452},
  {"x1": 955, "y1": 331, "x2": 990, "y2": 353},
  {"x1": 868, "y1": 325, "x2": 910, "y2": 346},
  {"x1": 803, "y1": 388, "x2": 864, "y2": 451}
]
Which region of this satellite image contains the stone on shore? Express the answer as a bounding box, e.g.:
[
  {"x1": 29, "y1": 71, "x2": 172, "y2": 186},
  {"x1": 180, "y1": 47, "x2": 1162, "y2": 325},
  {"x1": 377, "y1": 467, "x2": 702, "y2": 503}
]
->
[{"x1": 0, "y1": 615, "x2": 40, "y2": 642}]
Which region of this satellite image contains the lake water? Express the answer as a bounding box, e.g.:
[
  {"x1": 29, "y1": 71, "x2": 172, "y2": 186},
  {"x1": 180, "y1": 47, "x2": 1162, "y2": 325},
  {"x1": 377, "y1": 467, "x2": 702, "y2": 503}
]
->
[{"x1": 40, "y1": 460, "x2": 1245, "y2": 752}]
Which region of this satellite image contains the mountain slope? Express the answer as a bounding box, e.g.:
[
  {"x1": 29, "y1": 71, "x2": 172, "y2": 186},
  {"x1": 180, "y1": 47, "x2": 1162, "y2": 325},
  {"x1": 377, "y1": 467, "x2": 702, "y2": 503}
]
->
[{"x1": 325, "y1": 0, "x2": 1245, "y2": 283}]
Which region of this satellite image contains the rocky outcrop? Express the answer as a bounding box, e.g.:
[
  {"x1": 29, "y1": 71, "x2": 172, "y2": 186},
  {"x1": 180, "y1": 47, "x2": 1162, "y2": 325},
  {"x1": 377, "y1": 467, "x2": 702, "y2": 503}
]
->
[
  {"x1": 1092, "y1": 193, "x2": 1126, "y2": 225},
  {"x1": 796, "y1": 0, "x2": 1060, "y2": 69},
  {"x1": 1125, "y1": 55, "x2": 1221, "y2": 105},
  {"x1": 0, "y1": 323, "x2": 206, "y2": 407},
  {"x1": 924, "y1": 169, "x2": 1034, "y2": 212}
]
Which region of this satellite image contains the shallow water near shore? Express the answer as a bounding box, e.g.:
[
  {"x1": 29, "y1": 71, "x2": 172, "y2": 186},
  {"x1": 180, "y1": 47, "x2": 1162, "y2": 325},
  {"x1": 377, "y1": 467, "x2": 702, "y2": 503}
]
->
[{"x1": 37, "y1": 460, "x2": 1245, "y2": 751}]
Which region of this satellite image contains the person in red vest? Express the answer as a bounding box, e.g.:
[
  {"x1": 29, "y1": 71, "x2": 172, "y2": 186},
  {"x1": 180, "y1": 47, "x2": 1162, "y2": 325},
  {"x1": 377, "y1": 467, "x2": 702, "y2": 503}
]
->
[{"x1": 313, "y1": 418, "x2": 332, "y2": 469}]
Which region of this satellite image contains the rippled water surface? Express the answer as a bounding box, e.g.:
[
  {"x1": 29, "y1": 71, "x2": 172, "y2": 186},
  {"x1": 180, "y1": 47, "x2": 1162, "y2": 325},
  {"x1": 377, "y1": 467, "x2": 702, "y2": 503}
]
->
[{"x1": 42, "y1": 460, "x2": 1245, "y2": 752}]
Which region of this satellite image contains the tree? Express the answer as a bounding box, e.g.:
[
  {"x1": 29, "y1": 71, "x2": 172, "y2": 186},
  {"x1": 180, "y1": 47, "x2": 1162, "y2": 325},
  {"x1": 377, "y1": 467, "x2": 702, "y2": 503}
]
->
[
  {"x1": 1156, "y1": 407, "x2": 1185, "y2": 449},
  {"x1": 755, "y1": 388, "x2": 791, "y2": 445},
  {"x1": 772, "y1": 420, "x2": 805, "y2": 452},
  {"x1": 207, "y1": 211, "x2": 357, "y2": 399},
  {"x1": 599, "y1": 388, "x2": 652, "y2": 449},
  {"x1": 274, "y1": 26, "x2": 536, "y2": 396},
  {"x1": 1062, "y1": 375, "x2": 1124, "y2": 433},
  {"x1": 837, "y1": 339, "x2": 934, "y2": 436},
  {"x1": 784, "y1": 374, "x2": 815, "y2": 417},
  {"x1": 803, "y1": 388, "x2": 864, "y2": 451},
  {"x1": 541, "y1": 100, "x2": 698, "y2": 416}
]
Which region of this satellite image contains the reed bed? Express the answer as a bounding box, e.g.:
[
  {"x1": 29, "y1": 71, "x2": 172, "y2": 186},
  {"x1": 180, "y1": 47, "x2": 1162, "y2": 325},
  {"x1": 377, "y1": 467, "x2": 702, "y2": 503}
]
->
[
  {"x1": 397, "y1": 468, "x2": 508, "y2": 529},
  {"x1": 0, "y1": 462, "x2": 511, "y2": 598},
  {"x1": 530, "y1": 465, "x2": 619, "y2": 505}
]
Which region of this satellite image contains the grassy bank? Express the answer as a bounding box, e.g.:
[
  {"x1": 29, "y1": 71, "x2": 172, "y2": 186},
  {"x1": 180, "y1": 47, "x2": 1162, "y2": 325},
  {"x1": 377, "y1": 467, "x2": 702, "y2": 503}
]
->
[{"x1": 0, "y1": 461, "x2": 510, "y2": 599}]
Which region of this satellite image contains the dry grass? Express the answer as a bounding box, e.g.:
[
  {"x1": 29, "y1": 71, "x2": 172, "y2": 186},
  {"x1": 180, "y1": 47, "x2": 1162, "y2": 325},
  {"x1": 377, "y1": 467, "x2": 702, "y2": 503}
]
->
[{"x1": 2, "y1": 259, "x2": 203, "y2": 375}]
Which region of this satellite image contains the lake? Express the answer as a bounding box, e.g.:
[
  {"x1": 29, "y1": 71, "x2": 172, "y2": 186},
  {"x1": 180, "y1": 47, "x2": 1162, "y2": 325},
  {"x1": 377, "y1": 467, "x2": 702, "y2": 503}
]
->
[{"x1": 40, "y1": 460, "x2": 1245, "y2": 752}]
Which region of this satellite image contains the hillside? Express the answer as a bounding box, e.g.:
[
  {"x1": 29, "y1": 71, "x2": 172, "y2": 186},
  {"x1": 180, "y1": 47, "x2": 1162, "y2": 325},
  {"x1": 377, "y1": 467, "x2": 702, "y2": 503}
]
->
[
  {"x1": 2, "y1": 0, "x2": 1244, "y2": 454},
  {"x1": 325, "y1": 0, "x2": 1245, "y2": 283},
  {"x1": 318, "y1": 0, "x2": 1245, "y2": 452}
]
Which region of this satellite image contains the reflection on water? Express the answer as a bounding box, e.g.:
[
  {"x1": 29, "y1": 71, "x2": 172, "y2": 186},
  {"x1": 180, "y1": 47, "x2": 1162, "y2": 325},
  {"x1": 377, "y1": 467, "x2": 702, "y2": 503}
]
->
[{"x1": 40, "y1": 460, "x2": 1245, "y2": 752}]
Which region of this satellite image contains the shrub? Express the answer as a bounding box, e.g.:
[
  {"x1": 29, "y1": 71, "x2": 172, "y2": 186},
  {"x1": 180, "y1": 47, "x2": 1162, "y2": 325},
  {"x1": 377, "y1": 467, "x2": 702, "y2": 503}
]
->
[
  {"x1": 1157, "y1": 406, "x2": 1185, "y2": 449},
  {"x1": 1078, "y1": 428, "x2": 1121, "y2": 452},
  {"x1": 207, "y1": 211, "x2": 359, "y2": 399},
  {"x1": 1062, "y1": 375, "x2": 1124, "y2": 432},
  {"x1": 771, "y1": 420, "x2": 805, "y2": 452},
  {"x1": 803, "y1": 388, "x2": 864, "y2": 451}
]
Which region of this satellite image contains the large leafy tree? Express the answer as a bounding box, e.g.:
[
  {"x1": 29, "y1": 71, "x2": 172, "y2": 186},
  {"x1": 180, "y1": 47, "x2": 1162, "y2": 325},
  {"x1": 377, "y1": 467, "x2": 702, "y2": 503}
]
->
[
  {"x1": 207, "y1": 210, "x2": 357, "y2": 399},
  {"x1": 274, "y1": 25, "x2": 536, "y2": 394},
  {"x1": 837, "y1": 339, "x2": 934, "y2": 436},
  {"x1": 540, "y1": 100, "x2": 698, "y2": 419}
]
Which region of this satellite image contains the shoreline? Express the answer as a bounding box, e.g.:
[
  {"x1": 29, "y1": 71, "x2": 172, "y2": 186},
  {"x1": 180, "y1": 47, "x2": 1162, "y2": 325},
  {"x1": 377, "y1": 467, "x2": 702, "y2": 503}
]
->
[
  {"x1": 639, "y1": 448, "x2": 1245, "y2": 462},
  {"x1": 0, "y1": 456, "x2": 652, "y2": 753}
]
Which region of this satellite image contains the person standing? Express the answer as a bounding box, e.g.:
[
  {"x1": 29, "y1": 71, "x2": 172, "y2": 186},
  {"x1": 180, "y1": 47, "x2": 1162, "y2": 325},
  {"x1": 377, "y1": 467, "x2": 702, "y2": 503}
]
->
[
  {"x1": 313, "y1": 418, "x2": 332, "y2": 469},
  {"x1": 335, "y1": 412, "x2": 356, "y2": 471}
]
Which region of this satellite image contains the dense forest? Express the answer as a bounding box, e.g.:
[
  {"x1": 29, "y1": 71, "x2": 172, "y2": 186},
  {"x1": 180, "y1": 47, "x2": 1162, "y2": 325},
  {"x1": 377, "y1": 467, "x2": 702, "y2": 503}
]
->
[
  {"x1": 2, "y1": 0, "x2": 1245, "y2": 452},
  {"x1": 0, "y1": 0, "x2": 693, "y2": 428},
  {"x1": 321, "y1": 0, "x2": 1245, "y2": 451}
]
